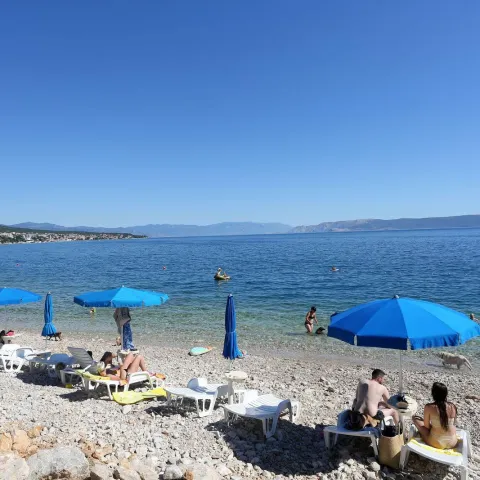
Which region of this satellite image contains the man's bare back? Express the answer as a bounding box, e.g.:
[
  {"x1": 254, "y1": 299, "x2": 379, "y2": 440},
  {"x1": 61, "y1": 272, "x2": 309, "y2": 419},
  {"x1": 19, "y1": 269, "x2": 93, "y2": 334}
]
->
[
  {"x1": 352, "y1": 371, "x2": 399, "y2": 424},
  {"x1": 353, "y1": 379, "x2": 389, "y2": 416}
]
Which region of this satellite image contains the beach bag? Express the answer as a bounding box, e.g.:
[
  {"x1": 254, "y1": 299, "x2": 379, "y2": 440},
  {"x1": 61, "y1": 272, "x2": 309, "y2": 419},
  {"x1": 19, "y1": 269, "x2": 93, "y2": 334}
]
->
[{"x1": 378, "y1": 423, "x2": 404, "y2": 469}]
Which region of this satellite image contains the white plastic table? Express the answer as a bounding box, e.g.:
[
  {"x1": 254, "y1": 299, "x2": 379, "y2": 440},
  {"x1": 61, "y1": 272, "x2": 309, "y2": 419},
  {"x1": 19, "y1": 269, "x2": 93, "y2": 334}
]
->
[
  {"x1": 388, "y1": 394, "x2": 418, "y2": 434},
  {"x1": 224, "y1": 370, "x2": 248, "y2": 404}
]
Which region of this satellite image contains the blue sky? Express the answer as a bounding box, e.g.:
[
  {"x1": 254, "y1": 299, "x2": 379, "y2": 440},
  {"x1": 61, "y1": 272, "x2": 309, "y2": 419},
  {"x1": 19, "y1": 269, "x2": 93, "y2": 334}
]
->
[{"x1": 1, "y1": 1, "x2": 479, "y2": 227}]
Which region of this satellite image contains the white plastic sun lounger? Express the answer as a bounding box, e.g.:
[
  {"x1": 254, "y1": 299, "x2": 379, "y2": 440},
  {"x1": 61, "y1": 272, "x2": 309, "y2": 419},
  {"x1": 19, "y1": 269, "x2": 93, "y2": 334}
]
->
[
  {"x1": 3, "y1": 347, "x2": 36, "y2": 373},
  {"x1": 59, "y1": 347, "x2": 96, "y2": 384},
  {"x1": 223, "y1": 391, "x2": 300, "y2": 438},
  {"x1": 27, "y1": 352, "x2": 74, "y2": 378},
  {"x1": 0, "y1": 344, "x2": 21, "y2": 371},
  {"x1": 78, "y1": 370, "x2": 158, "y2": 400},
  {"x1": 400, "y1": 425, "x2": 471, "y2": 480},
  {"x1": 165, "y1": 378, "x2": 229, "y2": 417},
  {"x1": 323, "y1": 410, "x2": 394, "y2": 458}
]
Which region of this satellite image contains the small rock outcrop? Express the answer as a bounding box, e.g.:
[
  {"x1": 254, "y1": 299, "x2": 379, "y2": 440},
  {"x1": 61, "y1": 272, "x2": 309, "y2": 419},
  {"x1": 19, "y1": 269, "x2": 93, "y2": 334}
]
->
[{"x1": 26, "y1": 446, "x2": 90, "y2": 480}]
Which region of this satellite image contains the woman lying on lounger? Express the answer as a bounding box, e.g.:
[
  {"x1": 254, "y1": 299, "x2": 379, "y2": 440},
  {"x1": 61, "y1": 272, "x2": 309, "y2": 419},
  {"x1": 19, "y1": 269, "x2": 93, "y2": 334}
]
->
[{"x1": 93, "y1": 351, "x2": 148, "y2": 381}]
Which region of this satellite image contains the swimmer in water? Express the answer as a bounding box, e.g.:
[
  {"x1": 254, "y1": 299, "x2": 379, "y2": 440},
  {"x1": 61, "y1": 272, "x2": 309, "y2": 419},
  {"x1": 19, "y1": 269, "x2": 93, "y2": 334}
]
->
[
  {"x1": 163, "y1": 266, "x2": 167, "y2": 270},
  {"x1": 90, "y1": 307, "x2": 96, "y2": 317},
  {"x1": 331, "y1": 266, "x2": 339, "y2": 272}
]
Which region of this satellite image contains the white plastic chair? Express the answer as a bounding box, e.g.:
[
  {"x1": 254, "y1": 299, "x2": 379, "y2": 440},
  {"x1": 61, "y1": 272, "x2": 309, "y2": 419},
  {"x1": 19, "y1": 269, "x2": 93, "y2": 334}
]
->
[
  {"x1": 165, "y1": 378, "x2": 229, "y2": 417},
  {"x1": 223, "y1": 391, "x2": 300, "y2": 438},
  {"x1": 323, "y1": 410, "x2": 394, "y2": 458},
  {"x1": 399, "y1": 425, "x2": 471, "y2": 480}
]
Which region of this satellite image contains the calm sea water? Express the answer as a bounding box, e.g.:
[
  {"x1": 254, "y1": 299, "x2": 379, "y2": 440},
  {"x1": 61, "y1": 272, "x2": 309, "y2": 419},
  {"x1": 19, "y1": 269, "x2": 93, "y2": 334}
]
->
[{"x1": 1, "y1": 230, "x2": 479, "y2": 355}]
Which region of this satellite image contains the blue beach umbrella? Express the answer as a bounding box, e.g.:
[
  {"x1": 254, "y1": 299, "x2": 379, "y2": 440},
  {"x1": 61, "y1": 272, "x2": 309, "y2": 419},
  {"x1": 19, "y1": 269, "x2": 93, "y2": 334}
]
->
[
  {"x1": 41, "y1": 293, "x2": 57, "y2": 337},
  {"x1": 222, "y1": 294, "x2": 243, "y2": 363},
  {"x1": 0, "y1": 287, "x2": 42, "y2": 306},
  {"x1": 73, "y1": 286, "x2": 169, "y2": 350},
  {"x1": 328, "y1": 295, "x2": 480, "y2": 392},
  {"x1": 73, "y1": 286, "x2": 169, "y2": 308}
]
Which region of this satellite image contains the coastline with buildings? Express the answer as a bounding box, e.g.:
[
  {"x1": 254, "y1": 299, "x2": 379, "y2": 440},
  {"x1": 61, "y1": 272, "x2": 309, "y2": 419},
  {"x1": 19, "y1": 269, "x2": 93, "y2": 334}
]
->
[{"x1": 0, "y1": 228, "x2": 145, "y2": 245}]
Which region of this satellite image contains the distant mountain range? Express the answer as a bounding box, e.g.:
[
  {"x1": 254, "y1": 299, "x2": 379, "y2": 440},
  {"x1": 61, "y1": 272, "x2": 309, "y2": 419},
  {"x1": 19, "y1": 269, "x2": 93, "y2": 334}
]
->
[
  {"x1": 290, "y1": 214, "x2": 480, "y2": 233},
  {"x1": 8, "y1": 215, "x2": 480, "y2": 238},
  {"x1": 10, "y1": 222, "x2": 292, "y2": 237}
]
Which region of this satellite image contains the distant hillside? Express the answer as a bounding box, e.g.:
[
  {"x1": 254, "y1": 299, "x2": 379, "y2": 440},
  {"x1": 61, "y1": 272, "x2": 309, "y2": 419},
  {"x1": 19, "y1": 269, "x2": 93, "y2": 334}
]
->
[
  {"x1": 290, "y1": 215, "x2": 480, "y2": 233},
  {"x1": 10, "y1": 222, "x2": 292, "y2": 238}
]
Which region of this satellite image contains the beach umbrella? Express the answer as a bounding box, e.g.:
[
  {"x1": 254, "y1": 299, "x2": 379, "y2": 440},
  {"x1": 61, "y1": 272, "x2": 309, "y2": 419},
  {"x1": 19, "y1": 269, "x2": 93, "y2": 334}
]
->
[
  {"x1": 0, "y1": 287, "x2": 42, "y2": 306},
  {"x1": 73, "y1": 286, "x2": 169, "y2": 350},
  {"x1": 41, "y1": 293, "x2": 57, "y2": 337},
  {"x1": 73, "y1": 286, "x2": 169, "y2": 308},
  {"x1": 328, "y1": 295, "x2": 480, "y2": 393},
  {"x1": 222, "y1": 294, "x2": 242, "y2": 364}
]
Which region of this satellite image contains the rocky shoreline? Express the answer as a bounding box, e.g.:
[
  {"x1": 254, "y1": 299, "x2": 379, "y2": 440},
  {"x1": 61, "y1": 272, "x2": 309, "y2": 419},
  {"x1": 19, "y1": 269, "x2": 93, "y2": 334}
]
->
[{"x1": 0, "y1": 331, "x2": 478, "y2": 480}]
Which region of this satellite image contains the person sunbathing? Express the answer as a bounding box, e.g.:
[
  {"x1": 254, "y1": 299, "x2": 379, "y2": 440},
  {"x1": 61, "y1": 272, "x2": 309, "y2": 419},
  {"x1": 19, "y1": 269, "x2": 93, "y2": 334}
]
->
[
  {"x1": 93, "y1": 351, "x2": 148, "y2": 381},
  {"x1": 352, "y1": 369, "x2": 399, "y2": 425},
  {"x1": 412, "y1": 382, "x2": 458, "y2": 449}
]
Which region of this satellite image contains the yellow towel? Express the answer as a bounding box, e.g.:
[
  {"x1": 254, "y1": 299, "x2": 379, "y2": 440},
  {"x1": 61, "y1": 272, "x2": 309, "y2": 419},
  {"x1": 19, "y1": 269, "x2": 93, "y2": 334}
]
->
[
  {"x1": 409, "y1": 438, "x2": 462, "y2": 457},
  {"x1": 77, "y1": 371, "x2": 126, "y2": 385},
  {"x1": 112, "y1": 387, "x2": 166, "y2": 405}
]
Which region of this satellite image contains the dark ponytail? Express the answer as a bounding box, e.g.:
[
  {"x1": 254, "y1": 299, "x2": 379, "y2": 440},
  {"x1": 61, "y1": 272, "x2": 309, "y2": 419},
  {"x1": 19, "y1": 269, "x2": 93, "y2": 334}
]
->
[{"x1": 431, "y1": 382, "x2": 449, "y2": 430}]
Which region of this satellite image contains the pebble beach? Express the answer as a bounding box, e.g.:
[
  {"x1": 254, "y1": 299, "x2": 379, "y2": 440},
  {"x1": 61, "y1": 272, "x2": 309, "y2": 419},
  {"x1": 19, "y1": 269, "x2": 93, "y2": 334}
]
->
[{"x1": 1, "y1": 329, "x2": 479, "y2": 480}]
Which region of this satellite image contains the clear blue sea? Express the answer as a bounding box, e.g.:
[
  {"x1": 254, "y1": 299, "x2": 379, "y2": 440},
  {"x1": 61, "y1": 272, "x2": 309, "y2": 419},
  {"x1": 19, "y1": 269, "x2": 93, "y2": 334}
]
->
[{"x1": 1, "y1": 229, "x2": 479, "y2": 356}]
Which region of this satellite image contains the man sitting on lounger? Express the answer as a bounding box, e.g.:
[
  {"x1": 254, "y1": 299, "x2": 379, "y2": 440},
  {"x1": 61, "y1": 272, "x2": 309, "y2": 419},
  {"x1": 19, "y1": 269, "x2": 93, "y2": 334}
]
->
[{"x1": 352, "y1": 369, "x2": 399, "y2": 425}]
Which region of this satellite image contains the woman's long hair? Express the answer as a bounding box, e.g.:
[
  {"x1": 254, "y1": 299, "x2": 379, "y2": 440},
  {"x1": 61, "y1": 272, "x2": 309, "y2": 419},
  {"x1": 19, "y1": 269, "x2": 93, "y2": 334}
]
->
[
  {"x1": 100, "y1": 351, "x2": 113, "y2": 364},
  {"x1": 431, "y1": 382, "x2": 451, "y2": 430}
]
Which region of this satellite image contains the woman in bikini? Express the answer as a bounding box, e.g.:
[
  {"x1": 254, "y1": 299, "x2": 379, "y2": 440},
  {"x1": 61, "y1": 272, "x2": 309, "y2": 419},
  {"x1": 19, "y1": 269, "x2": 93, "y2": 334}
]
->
[
  {"x1": 305, "y1": 306, "x2": 318, "y2": 334},
  {"x1": 413, "y1": 382, "x2": 458, "y2": 449},
  {"x1": 94, "y1": 351, "x2": 148, "y2": 381}
]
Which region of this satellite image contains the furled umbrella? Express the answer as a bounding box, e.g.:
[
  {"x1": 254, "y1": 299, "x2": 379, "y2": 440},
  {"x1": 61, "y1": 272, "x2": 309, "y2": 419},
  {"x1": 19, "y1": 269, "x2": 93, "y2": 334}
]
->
[
  {"x1": 328, "y1": 295, "x2": 480, "y2": 393},
  {"x1": 41, "y1": 293, "x2": 57, "y2": 338},
  {"x1": 222, "y1": 294, "x2": 243, "y2": 365}
]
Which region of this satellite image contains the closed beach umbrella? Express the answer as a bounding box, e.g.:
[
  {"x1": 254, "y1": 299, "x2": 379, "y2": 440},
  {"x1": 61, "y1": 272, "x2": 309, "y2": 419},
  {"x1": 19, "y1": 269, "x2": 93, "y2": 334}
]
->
[
  {"x1": 41, "y1": 293, "x2": 57, "y2": 337},
  {"x1": 222, "y1": 294, "x2": 242, "y2": 361},
  {"x1": 0, "y1": 287, "x2": 41, "y2": 305},
  {"x1": 328, "y1": 295, "x2": 480, "y2": 392}
]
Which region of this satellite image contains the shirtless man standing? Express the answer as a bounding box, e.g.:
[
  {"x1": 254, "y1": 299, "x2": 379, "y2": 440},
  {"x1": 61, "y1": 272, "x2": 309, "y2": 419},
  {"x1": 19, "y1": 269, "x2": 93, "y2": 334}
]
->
[{"x1": 352, "y1": 369, "x2": 399, "y2": 424}]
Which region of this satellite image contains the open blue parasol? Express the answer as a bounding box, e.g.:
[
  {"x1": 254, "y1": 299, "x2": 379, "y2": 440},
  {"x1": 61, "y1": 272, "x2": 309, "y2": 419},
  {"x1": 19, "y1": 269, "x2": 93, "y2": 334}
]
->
[
  {"x1": 328, "y1": 295, "x2": 480, "y2": 392},
  {"x1": 0, "y1": 287, "x2": 42, "y2": 306},
  {"x1": 41, "y1": 293, "x2": 57, "y2": 337},
  {"x1": 73, "y1": 286, "x2": 169, "y2": 308}
]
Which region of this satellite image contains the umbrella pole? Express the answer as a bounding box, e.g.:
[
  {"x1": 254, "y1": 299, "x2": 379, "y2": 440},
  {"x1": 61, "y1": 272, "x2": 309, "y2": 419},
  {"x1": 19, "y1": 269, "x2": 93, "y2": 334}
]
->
[{"x1": 399, "y1": 351, "x2": 403, "y2": 394}]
